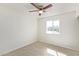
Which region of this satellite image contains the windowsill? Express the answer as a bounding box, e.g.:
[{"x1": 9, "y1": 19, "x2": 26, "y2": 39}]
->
[{"x1": 46, "y1": 31, "x2": 60, "y2": 34}]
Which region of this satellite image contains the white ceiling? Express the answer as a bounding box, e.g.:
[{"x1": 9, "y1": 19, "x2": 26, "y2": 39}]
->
[
  {"x1": 0, "y1": 3, "x2": 53, "y2": 12},
  {"x1": 0, "y1": 3, "x2": 34, "y2": 11},
  {"x1": 0, "y1": 3, "x2": 79, "y2": 17}
]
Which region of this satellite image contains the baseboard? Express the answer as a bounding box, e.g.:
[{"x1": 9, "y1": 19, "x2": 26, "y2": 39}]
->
[
  {"x1": 0, "y1": 40, "x2": 37, "y2": 56},
  {"x1": 39, "y1": 40, "x2": 79, "y2": 52}
]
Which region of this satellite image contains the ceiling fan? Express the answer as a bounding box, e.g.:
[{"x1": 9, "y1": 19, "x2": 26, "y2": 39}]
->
[{"x1": 29, "y1": 3, "x2": 53, "y2": 16}]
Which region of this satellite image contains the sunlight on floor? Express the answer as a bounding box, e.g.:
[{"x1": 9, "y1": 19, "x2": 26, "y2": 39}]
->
[
  {"x1": 47, "y1": 48, "x2": 57, "y2": 56},
  {"x1": 47, "y1": 48, "x2": 66, "y2": 56}
]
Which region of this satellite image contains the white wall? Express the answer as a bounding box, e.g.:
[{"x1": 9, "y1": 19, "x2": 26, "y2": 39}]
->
[
  {"x1": 0, "y1": 3, "x2": 79, "y2": 55},
  {"x1": 0, "y1": 6, "x2": 37, "y2": 55},
  {"x1": 38, "y1": 11, "x2": 79, "y2": 51}
]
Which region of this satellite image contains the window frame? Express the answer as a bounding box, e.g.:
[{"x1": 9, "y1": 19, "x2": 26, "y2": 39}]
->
[{"x1": 46, "y1": 20, "x2": 60, "y2": 34}]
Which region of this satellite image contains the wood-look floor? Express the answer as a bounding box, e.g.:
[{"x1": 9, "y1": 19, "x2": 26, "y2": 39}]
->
[{"x1": 3, "y1": 41, "x2": 79, "y2": 56}]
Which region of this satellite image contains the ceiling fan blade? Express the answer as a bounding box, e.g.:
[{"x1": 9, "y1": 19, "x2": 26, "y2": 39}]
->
[
  {"x1": 29, "y1": 10, "x2": 39, "y2": 12},
  {"x1": 43, "y1": 4, "x2": 53, "y2": 10},
  {"x1": 31, "y1": 3, "x2": 41, "y2": 10}
]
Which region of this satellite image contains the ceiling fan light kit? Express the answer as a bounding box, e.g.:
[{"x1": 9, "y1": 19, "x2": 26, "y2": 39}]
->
[
  {"x1": 29, "y1": 3, "x2": 53, "y2": 16},
  {"x1": 39, "y1": 10, "x2": 43, "y2": 13}
]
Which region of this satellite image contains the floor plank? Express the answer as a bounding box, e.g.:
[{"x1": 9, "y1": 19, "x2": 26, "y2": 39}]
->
[{"x1": 3, "y1": 41, "x2": 79, "y2": 56}]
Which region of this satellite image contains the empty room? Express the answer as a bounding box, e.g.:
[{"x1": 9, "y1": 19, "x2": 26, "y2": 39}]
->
[{"x1": 0, "y1": 3, "x2": 79, "y2": 56}]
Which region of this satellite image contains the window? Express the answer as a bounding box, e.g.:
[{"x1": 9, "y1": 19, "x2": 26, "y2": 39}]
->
[{"x1": 46, "y1": 20, "x2": 59, "y2": 34}]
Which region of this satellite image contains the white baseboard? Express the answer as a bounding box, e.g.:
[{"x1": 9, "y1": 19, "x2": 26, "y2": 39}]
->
[
  {"x1": 39, "y1": 40, "x2": 79, "y2": 52},
  {"x1": 0, "y1": 40, "x2": 37, "y2": 56}
]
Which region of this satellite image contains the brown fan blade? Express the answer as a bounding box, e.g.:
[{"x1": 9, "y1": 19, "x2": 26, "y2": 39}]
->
[
  {"x1": 29, "y1": 10, "x2": 39, "y2": 12},
  {"x1": 43, "y1": 4, "x2": 52, "y2": 10},
  {"x1": 31, "y1": 3, "x2": 41, "y2": 10}
]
